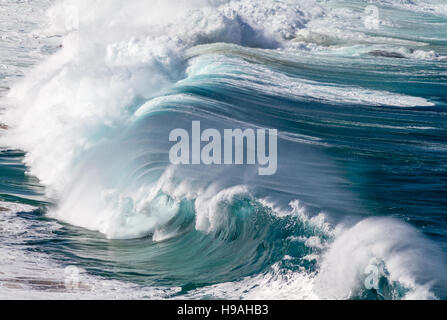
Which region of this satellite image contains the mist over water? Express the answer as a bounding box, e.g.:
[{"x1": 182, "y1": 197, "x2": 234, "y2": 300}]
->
[{"x1": 0, "y1": 0, "x2": 446, "y2": 299}]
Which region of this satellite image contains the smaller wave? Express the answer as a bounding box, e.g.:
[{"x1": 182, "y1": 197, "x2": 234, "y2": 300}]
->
[
  {"x1": 184, "y1": 216, "x2": 446, "y2": 300},
  {"x1": 315, "y1": 218, "x2": 446, "y2": 300},
  {"x1": 186, "y1": 48, "x2": 435, "y2": 107},
  {"x1": 378, "y1": 0, "x2": 447, "y2": 18}
]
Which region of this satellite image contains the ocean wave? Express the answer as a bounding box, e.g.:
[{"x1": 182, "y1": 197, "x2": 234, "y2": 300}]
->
[{"x1": 1, "y1": 0, "x2": 446, "y2": 300}]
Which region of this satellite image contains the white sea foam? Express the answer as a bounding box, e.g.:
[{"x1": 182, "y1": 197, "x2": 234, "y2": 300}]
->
[{"x1": 0, "y1": 0, "x2": 57, "y2": 99}]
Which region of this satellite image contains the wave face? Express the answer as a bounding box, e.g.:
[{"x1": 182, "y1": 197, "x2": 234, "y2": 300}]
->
[{"x1": 1, "y1": 0, "x2": 447, "y2": 299}]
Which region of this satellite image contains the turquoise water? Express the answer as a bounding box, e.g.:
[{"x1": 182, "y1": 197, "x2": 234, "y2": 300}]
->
[{"x1": 0, "y1": 0, "x2": 446, "y2": 299}]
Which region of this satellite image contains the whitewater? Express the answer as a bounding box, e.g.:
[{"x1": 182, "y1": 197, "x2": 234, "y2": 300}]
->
[{"x1": 0, "y1": 0, "x2": 446, "y2": 299}]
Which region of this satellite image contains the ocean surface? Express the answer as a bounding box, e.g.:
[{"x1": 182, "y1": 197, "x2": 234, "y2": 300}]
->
[{"x1": 0, "y1": 0, "x2": 446, "y2": 299}]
